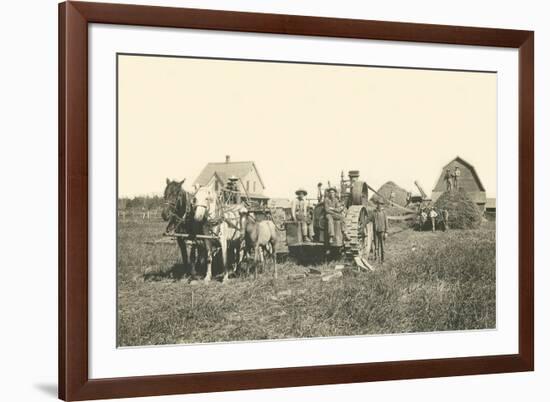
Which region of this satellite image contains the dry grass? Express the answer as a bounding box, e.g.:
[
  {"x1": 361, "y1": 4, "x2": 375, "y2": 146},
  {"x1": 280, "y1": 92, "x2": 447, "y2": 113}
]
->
[{"x1": 117, "y1": 217, "x2": 496, "y2": 346}]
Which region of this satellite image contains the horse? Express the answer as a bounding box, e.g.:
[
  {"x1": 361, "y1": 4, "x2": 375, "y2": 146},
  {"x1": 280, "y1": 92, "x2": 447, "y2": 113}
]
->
[
  {"x1": 193, "y1": 184, "x2": 247, "y2": 283},
  {"x1": 161, "y1": 178, "x2": 197, "y2": 278},
  {"x1": 240, "y1": 212, "x2": 279, "y2": 279}
]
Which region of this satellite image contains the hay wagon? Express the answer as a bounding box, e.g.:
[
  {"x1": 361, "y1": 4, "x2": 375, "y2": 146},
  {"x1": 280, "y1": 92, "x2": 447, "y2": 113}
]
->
[{"x1": 283, "y1": 170, "x2": 374, "y2": 265}]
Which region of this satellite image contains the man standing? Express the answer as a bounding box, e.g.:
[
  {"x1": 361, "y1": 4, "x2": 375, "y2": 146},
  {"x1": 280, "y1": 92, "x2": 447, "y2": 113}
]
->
[
  {"x1": 444, "y1": 168, "x2": 452, "y2": 191},
  {"x1": 324, "y1": 187, "x2": 346, "y2": 244},
  {"x1": 291, "y1": 188, "x2": 312, "y2": 242},
  {"x1": 372, "y1": 201, "x2": 388, "y2": 263},
  {"x1": 429, "y1": 207, "x2": 438, "y2": 232},
  {"x1": 420, "y1": 209, "x2": 428, "y2": 231},
  {"x1": 453, "y1": 166, "x2": 461, "y2": 190}
]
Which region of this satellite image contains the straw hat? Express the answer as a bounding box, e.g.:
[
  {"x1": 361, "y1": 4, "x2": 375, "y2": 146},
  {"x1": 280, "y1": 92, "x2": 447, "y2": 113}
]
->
[{"x1": 295, "y1": 188, "x2": 308, "y2": 196}]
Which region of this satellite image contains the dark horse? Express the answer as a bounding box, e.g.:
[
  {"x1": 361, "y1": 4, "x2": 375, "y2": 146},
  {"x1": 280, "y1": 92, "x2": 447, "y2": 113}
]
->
[{"x1": 161, "y1": 178, "x2": 199, "y2": 278}]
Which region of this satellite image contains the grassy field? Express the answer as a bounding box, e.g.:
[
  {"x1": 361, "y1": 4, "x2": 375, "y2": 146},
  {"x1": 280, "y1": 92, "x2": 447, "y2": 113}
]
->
[{"x1": 117, "y1": 217, "x2": 496, "y2": 347}]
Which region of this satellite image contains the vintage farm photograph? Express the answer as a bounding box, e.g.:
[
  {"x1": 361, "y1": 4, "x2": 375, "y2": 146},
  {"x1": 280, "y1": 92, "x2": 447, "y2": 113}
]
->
[{"x1": 117, "y1": 54, "x2": 497, "y2": 347}]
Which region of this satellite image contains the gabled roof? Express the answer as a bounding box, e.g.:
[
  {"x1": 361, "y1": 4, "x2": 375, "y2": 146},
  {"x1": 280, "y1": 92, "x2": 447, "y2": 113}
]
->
[
  {"x1": 435, "y1": 156, "x2": 486, "y2": 192},
  {"x1": 193, "y1": 161, "x2": 265, "y2": 188}
]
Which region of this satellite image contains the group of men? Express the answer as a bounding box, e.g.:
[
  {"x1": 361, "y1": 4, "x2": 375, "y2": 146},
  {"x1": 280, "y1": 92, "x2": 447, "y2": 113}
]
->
[
  {"x1": 419, "y1": 207, "x2": 449, "y2": 232},
  {"x1": 290, "y1": 187, "x2": 389, "y2": 263},
  {"x1": 290, "y1": 186, "x2": 348, "y2": 245},
  {"x1": 444, "y1": 166, "x2": 461, "y2": 191}
]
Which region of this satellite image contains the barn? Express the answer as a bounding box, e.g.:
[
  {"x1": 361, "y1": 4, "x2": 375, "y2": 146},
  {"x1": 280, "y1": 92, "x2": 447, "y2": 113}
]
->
[
  {"x1": 431, "y1": 156, "x2": 487, "y2": 211},
  {"x1": 193, "y1": 155, "x2": 268, "y2": 203}
]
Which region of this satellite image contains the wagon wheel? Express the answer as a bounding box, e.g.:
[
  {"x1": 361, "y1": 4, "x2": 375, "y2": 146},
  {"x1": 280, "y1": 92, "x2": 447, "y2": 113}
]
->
[
  {"x1": 350, "y1": 181, "x2": 369, "y2": 206},
  {"x1": 343, "y1": 205, "x2": 373, "y2": 260}
]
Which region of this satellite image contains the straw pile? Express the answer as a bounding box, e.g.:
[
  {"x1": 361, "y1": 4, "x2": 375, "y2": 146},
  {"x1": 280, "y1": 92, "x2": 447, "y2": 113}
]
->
[
  {"x1": 370, "y1": 181, "x2": 409, "y2": 216},
  {"x1": 434, "y1": 190, "x2": 482, "y2": 229}
]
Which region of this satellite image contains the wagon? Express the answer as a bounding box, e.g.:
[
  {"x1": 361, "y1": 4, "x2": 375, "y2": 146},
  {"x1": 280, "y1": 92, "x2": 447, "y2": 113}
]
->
[{"x1": 283, "y1": 170, "x2": 374, "y2": 264}]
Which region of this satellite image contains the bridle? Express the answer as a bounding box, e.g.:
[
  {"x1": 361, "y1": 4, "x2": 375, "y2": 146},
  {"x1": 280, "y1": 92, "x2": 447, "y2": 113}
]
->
[
  {"x1": 194, "y1": 189, "x2": 218, "y2": 223},
  {"x1": 164, "y1": 188, "x2": 191, "y2": 229}
]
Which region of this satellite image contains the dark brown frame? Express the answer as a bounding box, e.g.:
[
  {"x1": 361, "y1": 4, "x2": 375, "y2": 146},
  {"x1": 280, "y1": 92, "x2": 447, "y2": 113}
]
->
[{"x1": 59, "y1": 1, "x2": 534, "y2": 400}]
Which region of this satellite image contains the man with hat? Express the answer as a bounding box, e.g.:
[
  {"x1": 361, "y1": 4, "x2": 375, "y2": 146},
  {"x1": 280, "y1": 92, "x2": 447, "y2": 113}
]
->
[
  {"x1": 225, "y1": 175, "x2": 240, "y2": 204},
  {"x1": 444, "y1": 168, "x2": 452, "y2": 191},
  {"x1": 372, "y1": 199, "x2": 389, "y2": 263},
  {"x1": 291, "y1": 188, "x2": 313, "y2": 242},
  {"x1": 324, "y1": 186, "x2": 347, "y2": 244},
  {"x1": 452, "y1": 166, "x2": 461, "y2": 190}
]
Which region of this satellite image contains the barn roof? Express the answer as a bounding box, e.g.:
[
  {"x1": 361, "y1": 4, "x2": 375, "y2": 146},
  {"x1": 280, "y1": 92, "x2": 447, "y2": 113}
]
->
[
  {"x1": 194, "y1": 160, "x2": 265, "y2": 188},
  {"x1": 437, "y1": 156, "x2": 486, "y2": 192}
]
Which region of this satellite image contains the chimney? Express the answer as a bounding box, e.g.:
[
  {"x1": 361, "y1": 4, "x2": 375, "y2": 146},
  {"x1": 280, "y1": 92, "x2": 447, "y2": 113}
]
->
[{"x1": 225, "y1": 155, "x2": 230, "y2": 163}]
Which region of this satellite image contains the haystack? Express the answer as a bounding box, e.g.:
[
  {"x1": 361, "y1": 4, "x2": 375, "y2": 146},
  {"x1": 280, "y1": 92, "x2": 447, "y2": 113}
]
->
[
  {"x1": 434, "y1": 189, "x2": 482, "y2": 229},
  {"x1": 370, "y1": 181, "x2": 409, "y2": 216},
  {"x1": 371, "y1": 181, "x2": 408, "y2": 206}
]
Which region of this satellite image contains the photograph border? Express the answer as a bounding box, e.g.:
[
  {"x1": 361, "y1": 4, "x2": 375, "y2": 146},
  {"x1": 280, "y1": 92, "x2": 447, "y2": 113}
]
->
[{"x1": 59, "y1": 1, "x2": 534, "y2": 400}]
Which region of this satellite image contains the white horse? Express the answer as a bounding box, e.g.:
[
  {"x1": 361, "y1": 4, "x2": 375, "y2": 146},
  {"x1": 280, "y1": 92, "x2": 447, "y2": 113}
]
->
[{"x1": 193, "y1": 184, "x2": 246, "y2": 283}]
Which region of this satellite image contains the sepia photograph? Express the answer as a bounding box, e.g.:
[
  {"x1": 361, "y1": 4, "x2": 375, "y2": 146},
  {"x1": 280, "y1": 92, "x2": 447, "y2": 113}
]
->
[{"x1": 116, "y1": 53, "x2": 497, "y2": 347}]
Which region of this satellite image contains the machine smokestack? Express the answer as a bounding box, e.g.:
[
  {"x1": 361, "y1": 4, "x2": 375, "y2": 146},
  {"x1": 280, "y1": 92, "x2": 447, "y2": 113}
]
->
[{"x1": 225, "y1": 155, "x2": 230, "y2": 163}]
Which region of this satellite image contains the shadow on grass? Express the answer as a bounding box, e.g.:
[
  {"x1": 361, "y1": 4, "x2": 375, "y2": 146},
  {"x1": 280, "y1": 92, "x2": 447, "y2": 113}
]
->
[{"x1": 143, "y1": 263, "x2": 189, "y2": 281}]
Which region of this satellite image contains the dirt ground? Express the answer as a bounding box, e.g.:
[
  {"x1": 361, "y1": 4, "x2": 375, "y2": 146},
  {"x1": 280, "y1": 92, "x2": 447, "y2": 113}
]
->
[{"x1": 117, "y1": 217, "x2": 496, "y2": 347}]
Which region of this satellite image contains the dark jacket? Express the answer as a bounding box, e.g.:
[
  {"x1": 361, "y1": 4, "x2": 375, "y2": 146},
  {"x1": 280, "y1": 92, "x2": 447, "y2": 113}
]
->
[{"x1": 372, "y1": 210, "x2": 388, "y2": 233}]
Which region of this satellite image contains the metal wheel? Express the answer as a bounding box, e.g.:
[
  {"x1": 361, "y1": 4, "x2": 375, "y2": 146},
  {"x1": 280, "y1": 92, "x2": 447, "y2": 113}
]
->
[
  {"x1": 350, "y1": 181, "x2": 369, "y2": 206},
  {"x1": 343, "y1": 205, "x2": 373, "y2": 259}
]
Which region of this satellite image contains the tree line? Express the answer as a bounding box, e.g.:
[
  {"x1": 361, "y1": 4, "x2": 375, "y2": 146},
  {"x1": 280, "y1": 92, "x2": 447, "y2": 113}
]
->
[{"x1": 118, "y1": 195, "x2": 163, "y2": 210}]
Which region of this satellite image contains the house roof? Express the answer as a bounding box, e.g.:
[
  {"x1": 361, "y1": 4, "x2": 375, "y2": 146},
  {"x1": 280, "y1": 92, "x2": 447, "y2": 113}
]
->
[
  {"x1": 193, "y1": 161, "x2": 265, "y2": 188},
  {"x1": 435, "y1": 156, "x2": 486, "y2": 192}
]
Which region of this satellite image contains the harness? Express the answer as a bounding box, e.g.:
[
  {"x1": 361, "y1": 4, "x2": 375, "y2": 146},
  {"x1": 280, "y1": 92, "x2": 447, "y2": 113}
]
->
[
  {"x1": 194, "y1": 190, "x2": 246, "y2": 242},
  {"x1": 164, "y1": 189, "x2": 191, "y2": 231}
]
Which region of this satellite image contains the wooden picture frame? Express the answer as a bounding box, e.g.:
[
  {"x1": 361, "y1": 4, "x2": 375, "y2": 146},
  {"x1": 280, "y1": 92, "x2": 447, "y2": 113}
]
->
[{"x1": 59, "y1": 1, "x2": 534, "y2": 400}]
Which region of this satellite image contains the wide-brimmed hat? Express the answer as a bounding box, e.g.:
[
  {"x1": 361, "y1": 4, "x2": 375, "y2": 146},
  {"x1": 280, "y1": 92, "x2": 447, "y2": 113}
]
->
[
  {"x1": 295, "y1": 188, "x2": 308, "y2": 196},
  {"x1": 327, "y1": 186, "x2": 337, "y2": 193}
]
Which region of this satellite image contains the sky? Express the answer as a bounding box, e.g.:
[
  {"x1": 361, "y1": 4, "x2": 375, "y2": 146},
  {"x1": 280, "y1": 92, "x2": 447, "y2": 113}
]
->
[{"x1": 118, "y1": 54, "x2": 497, "y2": 199}]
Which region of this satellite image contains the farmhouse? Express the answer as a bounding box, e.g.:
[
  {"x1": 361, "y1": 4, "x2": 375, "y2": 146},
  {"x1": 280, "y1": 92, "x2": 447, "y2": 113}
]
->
[
  {"x1": 193, "y1": 155, "x2": 268, "y2": 202},
  {"x1": 431, "y1": 156, "x2": 487, "y2": 211}
]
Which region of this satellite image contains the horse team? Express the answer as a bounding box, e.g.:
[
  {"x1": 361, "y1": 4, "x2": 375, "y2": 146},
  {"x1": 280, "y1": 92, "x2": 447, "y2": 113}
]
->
[{"x1": 161, "y1": 179, "x2": 278, "y2": 283}]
